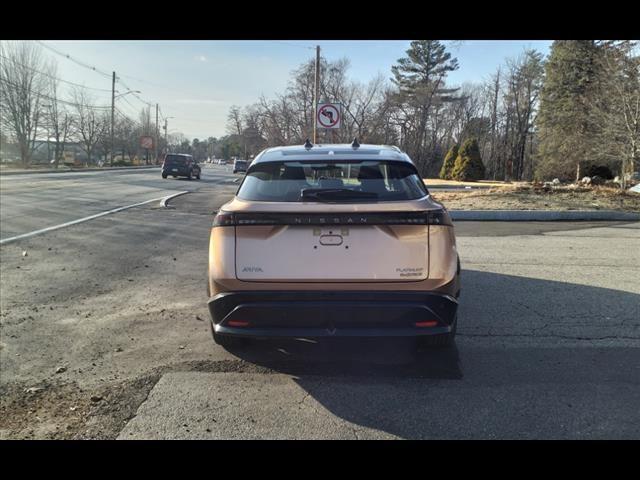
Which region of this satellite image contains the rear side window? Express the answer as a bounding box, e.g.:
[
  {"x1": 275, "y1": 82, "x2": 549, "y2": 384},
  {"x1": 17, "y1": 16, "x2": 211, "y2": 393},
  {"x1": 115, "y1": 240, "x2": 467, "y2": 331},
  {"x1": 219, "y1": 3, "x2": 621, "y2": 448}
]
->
[
  {"x1": 237, "y1": 160, "x2": 428, "y2": 202},
  {"x1": 164, "y1": 155, "x2": 190, "y2": 166}
]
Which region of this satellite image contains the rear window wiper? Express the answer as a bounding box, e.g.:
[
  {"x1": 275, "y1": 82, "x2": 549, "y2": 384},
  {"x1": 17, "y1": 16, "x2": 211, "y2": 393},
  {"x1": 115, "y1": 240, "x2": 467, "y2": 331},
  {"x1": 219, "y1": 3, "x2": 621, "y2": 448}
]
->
[{"x1": 301, "y1": 188, "x2": 378, "y2": 202}]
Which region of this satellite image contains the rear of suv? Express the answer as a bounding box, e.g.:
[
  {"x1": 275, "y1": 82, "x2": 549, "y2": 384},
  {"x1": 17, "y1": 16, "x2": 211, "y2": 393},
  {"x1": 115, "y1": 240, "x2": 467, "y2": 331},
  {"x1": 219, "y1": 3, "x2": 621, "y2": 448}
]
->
[
  {"x1": 207, "y1": 141, "x2": 460, "y2": 348},
  {"x1": 233, "y1": 159, "x2": 248, "y2": 174},
  {"x1": 162, "y1": 153, "x2": 201, "y2": 180}
]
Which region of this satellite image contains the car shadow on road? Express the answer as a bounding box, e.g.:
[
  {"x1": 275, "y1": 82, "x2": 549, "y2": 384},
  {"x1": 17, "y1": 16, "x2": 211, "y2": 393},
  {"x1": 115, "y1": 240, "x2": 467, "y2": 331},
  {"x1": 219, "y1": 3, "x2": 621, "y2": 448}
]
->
[{"x1": 222, "y1": 270, "x2": 640, "y2": 438}]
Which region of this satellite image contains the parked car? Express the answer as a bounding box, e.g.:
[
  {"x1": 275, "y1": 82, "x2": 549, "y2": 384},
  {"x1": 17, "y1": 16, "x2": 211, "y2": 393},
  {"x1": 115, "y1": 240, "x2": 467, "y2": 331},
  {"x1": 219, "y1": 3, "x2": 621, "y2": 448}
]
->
[
  {"x1": 233, "y1": 159, "x2": 248, "y2": 174},
  {"x1": 161, "y1": 153, "x2": 201, "y2": 180},
  {"x1": 207, "y1": 141, "x2": 460, "y2": 349}
]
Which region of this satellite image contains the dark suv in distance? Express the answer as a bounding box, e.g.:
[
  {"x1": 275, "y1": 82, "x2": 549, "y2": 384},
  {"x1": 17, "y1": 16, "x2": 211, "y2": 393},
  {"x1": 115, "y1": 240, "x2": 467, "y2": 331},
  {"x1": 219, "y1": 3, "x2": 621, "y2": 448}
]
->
[
  {"x1": 233, "y1": 159, "x2": 248, "y2": 174},
  {"x1": 162, "y1": 154, "x2": 201, "y2": 180}
]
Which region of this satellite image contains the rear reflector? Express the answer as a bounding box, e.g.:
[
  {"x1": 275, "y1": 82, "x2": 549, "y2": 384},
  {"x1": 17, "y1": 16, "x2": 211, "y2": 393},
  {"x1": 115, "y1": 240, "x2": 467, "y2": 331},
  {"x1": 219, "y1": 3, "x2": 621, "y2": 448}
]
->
[
  {"x1": 415, "y1": 321, "x2": 438, "y2": 328},
  {"x1": 227, "y1": 320, "x2": 250, "y2": 327}
]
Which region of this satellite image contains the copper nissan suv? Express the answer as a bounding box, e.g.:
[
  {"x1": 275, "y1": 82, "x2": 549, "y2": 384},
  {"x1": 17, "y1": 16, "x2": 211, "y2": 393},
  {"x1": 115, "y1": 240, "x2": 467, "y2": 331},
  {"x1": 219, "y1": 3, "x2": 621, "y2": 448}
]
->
[{"x1": 207, "y1": 141, "x2": 460, "y2": 348}]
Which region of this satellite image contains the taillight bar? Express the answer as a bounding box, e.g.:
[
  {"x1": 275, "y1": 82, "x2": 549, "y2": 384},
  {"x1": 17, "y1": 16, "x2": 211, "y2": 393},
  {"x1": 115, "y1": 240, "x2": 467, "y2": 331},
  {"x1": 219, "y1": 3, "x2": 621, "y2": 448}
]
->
[{"x1": 213, "y1": 210, "x2": 452, "y2": 227}]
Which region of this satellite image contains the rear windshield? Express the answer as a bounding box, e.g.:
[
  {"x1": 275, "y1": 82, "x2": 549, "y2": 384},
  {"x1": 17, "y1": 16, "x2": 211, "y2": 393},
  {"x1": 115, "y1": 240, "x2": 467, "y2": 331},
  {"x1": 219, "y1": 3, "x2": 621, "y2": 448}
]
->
[
  {"x1": 235, "y1": 161, "x2": 248, "y2": 167},
  {"x1": 237, "y1": 160, "x2": 428, "y2": 202},
  {"x1": 164, "y1": 155, "x2": 190, "y2": 165}
]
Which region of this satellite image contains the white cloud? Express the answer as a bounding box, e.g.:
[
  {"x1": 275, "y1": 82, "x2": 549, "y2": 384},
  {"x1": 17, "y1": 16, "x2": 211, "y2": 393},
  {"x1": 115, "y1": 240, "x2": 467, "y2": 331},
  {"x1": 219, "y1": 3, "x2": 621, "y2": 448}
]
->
[{"x1": 196, "y1": 55, "x2": 208, "y2": 62}]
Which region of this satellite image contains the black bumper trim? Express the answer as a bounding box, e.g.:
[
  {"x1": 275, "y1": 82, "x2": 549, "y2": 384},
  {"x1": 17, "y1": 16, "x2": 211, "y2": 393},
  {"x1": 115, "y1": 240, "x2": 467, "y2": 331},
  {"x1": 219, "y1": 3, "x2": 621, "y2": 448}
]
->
[{"x1": 208, "y1": 290, "x2": 458, "y2": 338}]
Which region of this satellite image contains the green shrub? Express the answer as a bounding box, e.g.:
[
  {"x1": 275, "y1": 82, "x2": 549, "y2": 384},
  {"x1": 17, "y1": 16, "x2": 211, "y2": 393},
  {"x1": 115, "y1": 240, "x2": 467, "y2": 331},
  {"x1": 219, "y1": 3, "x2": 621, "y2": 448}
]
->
[
  {"x1": 439, "y1": 144, "x2": 459, "y2": 180},
  {"x1": 451, "y1": 138, "x2": 485, "y2": 181}
]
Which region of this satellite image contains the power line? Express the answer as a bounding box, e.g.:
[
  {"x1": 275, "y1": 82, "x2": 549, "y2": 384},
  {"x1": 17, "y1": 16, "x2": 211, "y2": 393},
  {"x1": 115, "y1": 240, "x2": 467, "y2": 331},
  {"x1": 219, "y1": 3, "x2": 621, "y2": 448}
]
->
[
  {"x1": 0, "y1": 54, "x2": 112, "y2": 92},
  {"x1": 35, "y1": 41, "x2": 112, "y2": 78},
  {"x1": 0, "y1": 78, "x2": 111, "y2": 110},
  {"x1": 118, "y1": 77, "x2": 155, "y2": 108}
]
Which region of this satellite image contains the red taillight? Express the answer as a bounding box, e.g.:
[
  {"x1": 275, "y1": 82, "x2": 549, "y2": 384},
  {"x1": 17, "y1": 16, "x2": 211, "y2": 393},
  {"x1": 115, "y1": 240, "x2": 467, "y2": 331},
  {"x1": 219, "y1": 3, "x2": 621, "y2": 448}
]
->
[
  {"x1": 227, "y1": 320, "x2": 249, "y2": 327},
  {"x1": 212, "y1": 211, "x2": 236, "y2": 227},
  {"x1": 415, "y1": 320, "x2": 438, "y2": 328}
]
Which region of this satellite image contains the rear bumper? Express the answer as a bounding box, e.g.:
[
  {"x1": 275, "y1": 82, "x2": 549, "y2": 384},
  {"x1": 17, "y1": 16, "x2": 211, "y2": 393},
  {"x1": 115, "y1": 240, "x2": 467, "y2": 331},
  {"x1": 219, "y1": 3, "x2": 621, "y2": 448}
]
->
[
  {"x1": 162, "y1": 167, "x2": 189, "y2": 176},
  {"x1": 208, "y1": 290, "x2": 458, "y2": 338}
]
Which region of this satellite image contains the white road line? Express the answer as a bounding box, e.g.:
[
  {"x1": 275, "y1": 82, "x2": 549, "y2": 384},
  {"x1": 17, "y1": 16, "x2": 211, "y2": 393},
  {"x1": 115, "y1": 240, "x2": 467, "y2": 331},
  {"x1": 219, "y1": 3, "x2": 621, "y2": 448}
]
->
[{"x1": 0, "y1": 191, "x2": 188, "y2": 246}]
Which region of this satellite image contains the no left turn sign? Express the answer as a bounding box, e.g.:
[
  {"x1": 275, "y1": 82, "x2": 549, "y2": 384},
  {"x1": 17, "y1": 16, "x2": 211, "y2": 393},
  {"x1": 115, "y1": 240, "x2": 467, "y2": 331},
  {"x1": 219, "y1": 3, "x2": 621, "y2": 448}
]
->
[{"x1": 317, "y1": 103, "x2": 341, "y2": 129}]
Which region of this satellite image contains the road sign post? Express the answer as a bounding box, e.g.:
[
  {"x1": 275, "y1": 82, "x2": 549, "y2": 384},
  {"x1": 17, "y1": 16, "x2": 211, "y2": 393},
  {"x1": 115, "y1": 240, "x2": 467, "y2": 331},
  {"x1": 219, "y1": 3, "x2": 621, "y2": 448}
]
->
[{"x1": 140, "y1": 136, "x2": 154, "y2": 166}]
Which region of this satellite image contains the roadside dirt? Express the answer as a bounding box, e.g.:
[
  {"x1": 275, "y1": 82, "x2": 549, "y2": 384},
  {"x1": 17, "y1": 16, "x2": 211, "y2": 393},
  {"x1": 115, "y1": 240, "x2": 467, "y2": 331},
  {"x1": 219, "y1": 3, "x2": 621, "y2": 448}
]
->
[
  {"x1": 431, "y1": 185, "x2": 640, "y2": 212},
  {"x1": 0, "y1": 198, "x2": 236, "y2": 439}
]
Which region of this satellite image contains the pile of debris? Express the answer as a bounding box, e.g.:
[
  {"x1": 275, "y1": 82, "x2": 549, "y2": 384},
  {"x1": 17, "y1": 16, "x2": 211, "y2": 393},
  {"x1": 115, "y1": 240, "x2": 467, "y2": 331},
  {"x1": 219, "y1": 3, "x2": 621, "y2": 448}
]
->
[{"x1": 534, "y1": 172, "x2": 640, "y2": 193}]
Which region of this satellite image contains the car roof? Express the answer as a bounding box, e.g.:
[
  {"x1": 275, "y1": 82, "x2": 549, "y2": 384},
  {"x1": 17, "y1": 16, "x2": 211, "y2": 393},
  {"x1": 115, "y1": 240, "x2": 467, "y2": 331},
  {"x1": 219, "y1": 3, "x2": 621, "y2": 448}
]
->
[
  {"x1": 166, "y1": 153, "x2": 192, "y2": 158},
  {"x1": 252, "y1": 143, "x2": 413, "y2": 165}
]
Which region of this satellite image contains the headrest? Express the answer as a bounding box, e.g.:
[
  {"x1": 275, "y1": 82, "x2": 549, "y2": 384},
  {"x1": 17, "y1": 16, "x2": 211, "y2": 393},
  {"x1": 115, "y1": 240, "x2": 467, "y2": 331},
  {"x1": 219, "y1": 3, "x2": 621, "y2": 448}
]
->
[{"x1": 358, "y1": 165, "x2": 384, "y2": 180}]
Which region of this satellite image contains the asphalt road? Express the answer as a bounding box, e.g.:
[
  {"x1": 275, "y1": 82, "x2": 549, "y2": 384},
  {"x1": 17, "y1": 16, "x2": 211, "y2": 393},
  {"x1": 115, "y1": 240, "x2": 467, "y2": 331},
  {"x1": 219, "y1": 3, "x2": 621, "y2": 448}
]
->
[
  {"x1": 0, "y1": 164, "x2": 638, "y2": 439},
  {"x1": 0, "y1": 165, "x2": 238, "y2": 240}
]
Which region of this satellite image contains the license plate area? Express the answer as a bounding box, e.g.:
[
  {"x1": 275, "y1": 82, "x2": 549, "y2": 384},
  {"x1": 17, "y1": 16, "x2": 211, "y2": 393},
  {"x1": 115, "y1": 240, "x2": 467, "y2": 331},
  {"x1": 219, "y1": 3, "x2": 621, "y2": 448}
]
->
[{"x1": 235, "y1": 224, "x2": 428, "y2": 282}]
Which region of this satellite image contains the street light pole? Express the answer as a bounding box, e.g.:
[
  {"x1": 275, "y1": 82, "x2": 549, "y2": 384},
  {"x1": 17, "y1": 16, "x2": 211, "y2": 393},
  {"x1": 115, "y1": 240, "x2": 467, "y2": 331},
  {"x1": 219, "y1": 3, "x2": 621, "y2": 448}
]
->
[
  {"x1": 111, "y1": 71, "x2": 115, "y2": 167},
  {"x1": 164, "y1": 118, "x2": 168, "y2": 151},
  {"x1": 155, "y1": 103, "x2": 159, "y2": 165},
  {"x1": 42, "y1": 104, "x2": 52, "y2": 165},
  {"x1": 164, "y1": 117, "x2": 174, "y2": 154}
]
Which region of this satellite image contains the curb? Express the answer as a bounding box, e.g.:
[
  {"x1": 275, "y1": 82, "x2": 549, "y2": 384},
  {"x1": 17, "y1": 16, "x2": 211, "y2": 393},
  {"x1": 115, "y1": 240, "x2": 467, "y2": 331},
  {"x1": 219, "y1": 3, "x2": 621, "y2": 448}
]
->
[
  {"x1": 450, "y1": 210, "x2": 640, "y2": 221},
  {"x1": 0, "y1": 166, "x2": 160, "y2": 176},
  {"x1": 160, "y1": 191, "x2": 190, "y2": 208}
]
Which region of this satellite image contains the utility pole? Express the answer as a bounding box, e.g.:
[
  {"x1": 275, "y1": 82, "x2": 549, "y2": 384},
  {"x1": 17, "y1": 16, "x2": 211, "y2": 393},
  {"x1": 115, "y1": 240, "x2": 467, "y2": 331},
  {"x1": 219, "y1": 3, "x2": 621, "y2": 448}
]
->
[
  {"x1": 164, "y1": 118, "x2": 168, "y2": 153},
  {"x1": 313, "y1": 45, "x2": 320, "y2": 144},
  {"x1": 155, "y1": 103, "x2": 159, "y2": 165},
  {"x1": 110, "y1": 71, "x2": 115, "y2": 166}
]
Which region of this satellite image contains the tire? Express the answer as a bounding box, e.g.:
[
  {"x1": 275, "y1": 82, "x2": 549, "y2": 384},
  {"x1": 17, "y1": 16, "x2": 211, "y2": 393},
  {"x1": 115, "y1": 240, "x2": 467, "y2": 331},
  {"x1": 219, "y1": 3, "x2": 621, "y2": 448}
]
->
[
  {"x1": 417, "y1": 316, "x2": 457, "y2": 349},
  {"x1": 196, "y1": 172, "x2": 201, "y2": 180},
  {"x1": 187, "y1": 170, "x2": 193, "y2": 180},
  {"x1": 162, "y1": 173, "x2": 167, "y2": 179},
  {"x1": 172, "y1": 175, "x2": 177, "y2": 178},
  {"x1": 209, "y1": 321, "x2": 247, "y2": 348}
]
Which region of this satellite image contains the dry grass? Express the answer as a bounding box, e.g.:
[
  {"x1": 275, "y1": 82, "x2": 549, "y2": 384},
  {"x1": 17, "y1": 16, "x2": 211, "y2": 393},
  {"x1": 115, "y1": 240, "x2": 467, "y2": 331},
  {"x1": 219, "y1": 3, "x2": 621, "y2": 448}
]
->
[
  {"x1": 424, "y1": 178, "x2": 515, "y2": 188},
  {"x1": 430, "y1": 184, "x2": 640, "y2": 212}
]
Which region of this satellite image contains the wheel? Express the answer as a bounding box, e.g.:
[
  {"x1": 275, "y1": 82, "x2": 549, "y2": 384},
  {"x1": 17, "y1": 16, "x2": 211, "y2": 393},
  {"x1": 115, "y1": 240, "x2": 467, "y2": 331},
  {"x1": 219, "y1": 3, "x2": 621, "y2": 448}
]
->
[
  {"x1": 417, "y1": 316, "x2": 457, "y2": 349},
  {"x1": 187, "y1": 170, "x2": 193, "y2": 180},
  {"x1": 196, "y1": 172, "x2": 201, "y2": 180},
  {"x1": 162, "y1": 173, "x2": 167, "y2": 179},
  {"x1": 209, "y1": 321, "x2": 247, "y2": 348},
  {"x1": 172, "y1": 175, "x2": 177, "y2": 178}
]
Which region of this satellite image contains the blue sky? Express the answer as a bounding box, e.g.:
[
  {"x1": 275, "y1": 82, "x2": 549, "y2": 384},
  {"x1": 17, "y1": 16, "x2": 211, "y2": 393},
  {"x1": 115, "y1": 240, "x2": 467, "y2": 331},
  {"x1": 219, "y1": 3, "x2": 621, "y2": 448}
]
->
[{"x1": 43, "y1": 40, "x2": 553, "y2": 139}]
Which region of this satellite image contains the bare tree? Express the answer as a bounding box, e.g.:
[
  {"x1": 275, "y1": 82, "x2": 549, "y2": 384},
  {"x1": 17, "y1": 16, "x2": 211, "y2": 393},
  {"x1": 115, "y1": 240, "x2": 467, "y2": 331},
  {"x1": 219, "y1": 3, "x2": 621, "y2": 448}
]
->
[
  {"x1": 71, "y1": 87, "x2": 108, "y2": 165},
  {"x1": 44, "y1": 63, "x2": 75, "y2": 168},
  {"x1": 502, "y1": 50, "x2": 544, "y2": 180},
  {"x1": 226, "y1": 106, "x2": 243, "y2": 136},
  {"x1": 592, "y1": 41, "x2": 640, "y2": 188},
  {"x1": 0, "y1": 41, "x2": 50, "y2": 167}
]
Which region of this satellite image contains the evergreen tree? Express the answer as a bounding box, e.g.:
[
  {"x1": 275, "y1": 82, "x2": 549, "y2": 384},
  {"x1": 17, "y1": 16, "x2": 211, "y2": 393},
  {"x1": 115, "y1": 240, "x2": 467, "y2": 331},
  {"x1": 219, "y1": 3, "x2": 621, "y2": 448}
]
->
[
  {"x1": 452, "y1": 138, "x2": 485, "y2": 181},
  {"x1": 535, "y1": 41, "x2": 604, "y2": 181},
  {"x1": 439, "y1": 144, "x2": 459, "y2": 179},
  {"x1": 390, "y1": 40, "x2": 460, "y2": 175}
]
